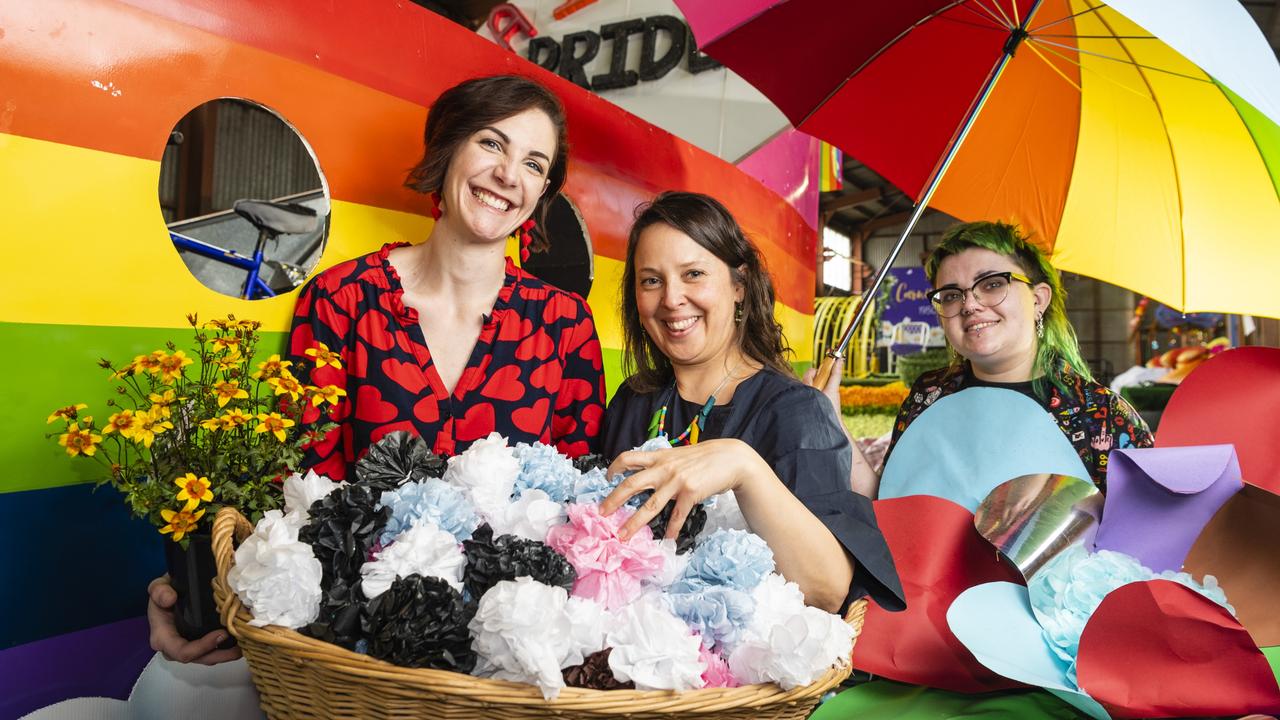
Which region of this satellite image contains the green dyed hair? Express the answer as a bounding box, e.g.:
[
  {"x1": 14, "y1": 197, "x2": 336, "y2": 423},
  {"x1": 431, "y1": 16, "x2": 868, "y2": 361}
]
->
[{"x1": 923, "y1": 221, "x2": 1092, "y2": 398}]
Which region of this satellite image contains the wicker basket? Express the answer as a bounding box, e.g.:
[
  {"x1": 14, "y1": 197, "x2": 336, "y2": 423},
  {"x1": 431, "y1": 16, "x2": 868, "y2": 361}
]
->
[{"x1": 213, "y1": 507, "x2": 865, "y2": 719}]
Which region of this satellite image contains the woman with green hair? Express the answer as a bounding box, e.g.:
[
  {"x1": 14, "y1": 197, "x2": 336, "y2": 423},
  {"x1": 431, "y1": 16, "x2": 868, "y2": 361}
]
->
[{"x1": 844, "y1": 220, "x2": 1152, "y2": 495}]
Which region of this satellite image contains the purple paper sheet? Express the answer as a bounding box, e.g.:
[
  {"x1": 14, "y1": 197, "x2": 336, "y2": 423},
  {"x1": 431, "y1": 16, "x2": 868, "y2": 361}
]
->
[
  {"x1": 1095, "y1": 445, "x2": 1242, "y2": 572},
  {"x1": 0, "y1": 616, "x2": 152, "y2": 719}
]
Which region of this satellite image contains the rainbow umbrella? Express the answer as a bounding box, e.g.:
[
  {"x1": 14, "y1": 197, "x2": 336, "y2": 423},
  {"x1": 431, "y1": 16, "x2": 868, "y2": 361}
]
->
[{"x1": 676, "y1": 0, "x2": 1280, "y2": 371}]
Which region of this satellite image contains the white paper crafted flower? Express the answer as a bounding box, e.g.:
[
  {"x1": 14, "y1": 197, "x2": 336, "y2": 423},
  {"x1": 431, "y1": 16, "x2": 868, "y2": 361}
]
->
[
  {"x1": 702, "y1": 490, "x2": 749, "y2": 533},
  {"x1": 646, "y1": 539, "x2": 689, "y2": 590},
  {"x1": 443, "y1": 431, "x2": 521, "y2": 520},
  {"x1": 469, "y1": 577, "x2": 578, "y2": 699},
  {"x1": 282, "y1": 469, "x2": 346, "y2": 520},
  {"x1": 360, "y1": 520, "x2": 466, "y2": 599},
  {"x1": 606, "y1": 592, "x2": 706, "y2": 691},
  {"x1": 565, "y1": 595, "x2": 609, "y2": 659},
  {"x1": 745, "y1": 573, "x2": 808, "y2": 635},
  {"x1": 727, "y1": 603, "x2": 854, "y2": 690},
  {"x1": 227, "y1": 509, "x2": 323, "y2": 629},
  {"x1": 487, "y1": 488, "x2": 567, "y2": 542}
]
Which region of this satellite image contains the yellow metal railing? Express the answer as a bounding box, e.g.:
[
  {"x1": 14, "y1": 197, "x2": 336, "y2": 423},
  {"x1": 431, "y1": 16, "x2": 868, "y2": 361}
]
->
[{"x1": 813, "y1": 296, "x2": 879, "y2": 379}]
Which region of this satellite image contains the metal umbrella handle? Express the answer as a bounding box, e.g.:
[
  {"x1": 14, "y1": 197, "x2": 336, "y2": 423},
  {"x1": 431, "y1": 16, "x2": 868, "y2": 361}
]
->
[{"x1": 812, "y1": 2, "x2": 1044, "y2": 389}]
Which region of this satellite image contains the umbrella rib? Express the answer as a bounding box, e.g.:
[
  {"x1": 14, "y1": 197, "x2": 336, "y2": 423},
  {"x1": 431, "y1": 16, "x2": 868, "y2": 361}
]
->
[
  {"x1": 1033, "y1": 33, "x2": 1156, "y2": 39},
  {"x1": 1024, "y1": 40, "x2": 1083, "y2": 92},
  {"x1": 1031, "y1": 38, "x2": 1213, "y2": 84},
  {"x1": 1028, "y1": 5, "x2": 1102, "y2": 34},
  {"x1": 971, "y1": 0, "x2": 1015, "y2": 29},
  {"x1": 1092, "y1": 3, "x2": 1188, "y2": 311},
  {"x1": 960, "y1": 3, "x2": 1011, "y2": 30},
  {"x1": 797, "y1": 0, "x2": 975, "y2": 128},
  {"x1": 1028, "y1": 40, "x2": 1153, "y2": 100}
]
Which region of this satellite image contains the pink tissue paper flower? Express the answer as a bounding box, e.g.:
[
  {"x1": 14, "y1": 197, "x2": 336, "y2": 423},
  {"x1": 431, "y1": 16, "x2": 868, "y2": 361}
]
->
[
  {"x1": 699, "y1": 641, "x2": 740, "y2": 688},
  {"x1": 546, "y1": 503, "x2": 665, "y2": 610}
]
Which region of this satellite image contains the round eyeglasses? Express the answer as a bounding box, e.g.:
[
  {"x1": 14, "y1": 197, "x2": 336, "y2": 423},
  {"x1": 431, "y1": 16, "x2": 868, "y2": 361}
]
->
[{"x1": 926, "y1": 271, "x2": 1034, "y2": 318}]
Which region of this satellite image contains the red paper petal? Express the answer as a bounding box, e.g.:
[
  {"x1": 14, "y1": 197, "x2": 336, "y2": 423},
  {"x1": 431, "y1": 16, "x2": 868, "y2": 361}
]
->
[
  {"x1": 1077, "y1": 580, "x2": 1280, "y2": 717},
  {"x1": 854, "y1": 495, "x2": 1027, "y2": 693},
  {"x1": 1157, "y1": 347, "x2": 1280, "y2": 494}
]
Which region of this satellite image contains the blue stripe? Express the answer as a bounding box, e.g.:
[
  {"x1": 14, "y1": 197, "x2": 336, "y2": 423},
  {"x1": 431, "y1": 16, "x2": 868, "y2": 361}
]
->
[{"x1": 0, "y1": 483, "x2": 164, "y2": 648}]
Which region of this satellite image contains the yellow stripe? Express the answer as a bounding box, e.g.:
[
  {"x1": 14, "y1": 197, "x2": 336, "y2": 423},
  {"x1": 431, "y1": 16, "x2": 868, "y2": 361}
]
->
[
  {"x1": 1053, "y1": 3, "x2": 1280, "y2": 316},
  {"x1": 1, "y1": 133, "x2": 816, "y2": 351}
]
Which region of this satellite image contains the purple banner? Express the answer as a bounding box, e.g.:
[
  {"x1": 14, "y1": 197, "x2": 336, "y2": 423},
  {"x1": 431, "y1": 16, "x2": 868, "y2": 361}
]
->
[{"x1": 876, "y1": 268, "x2": 942, "y2": 353}]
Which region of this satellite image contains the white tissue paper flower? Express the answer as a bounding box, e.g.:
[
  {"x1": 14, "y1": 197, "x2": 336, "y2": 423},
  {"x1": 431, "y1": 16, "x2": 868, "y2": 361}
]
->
[
  {"x1": 227, "y1": 510, "x2": 322, "y2": 629},
  {"x1": 646, "y1": 539, "x2": 690, "y2": 590},
  {"x1": 606, "y1": 593, "x2": 705, "y2": 691},
  {"x1": 443, "y1": 432, "x2": 520, "y2": 520},
  {"x1": 565, "y1": 595, "x2": 609, "y2": 660},
  {"x1": 728, "y1": 600, "x2": 854, "y2": 689},
  {"x1": 487, "y1": 488, "x2": 567, "y2": 542},
  {"x1": 469, "y1": 577, "x2": 577, "y2": 700},
  {"x1": 359, "y1": 520, "x2": 465, "y2": 599},
  {"x1": 282, "y1": 469, "x2": 346, "y2": 519},
  {"x1": 702, "y1": 490, "x2": 749, "y2": 533}
]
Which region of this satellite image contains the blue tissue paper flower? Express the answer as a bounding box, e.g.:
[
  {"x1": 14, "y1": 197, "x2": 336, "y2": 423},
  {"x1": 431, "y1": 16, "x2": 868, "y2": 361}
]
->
[
  {"x1": 571, "y1": 437, "x2": 674, "y2": 507},
  {"x1": 1030, "y1": 544, "x2": 1233, "y2": 685},
  {"x1": 512, "y1": 442, "x2": 578, "y2": 503},
  {"x1": 672, "y1": 528, "x2": 775, "y2": 594},
  {"x1": 376, "y1": 478, "x2": 480, "y2": 546},
  {"x1": 669, "y1": 583, "x2": 756, "y2": 651}
]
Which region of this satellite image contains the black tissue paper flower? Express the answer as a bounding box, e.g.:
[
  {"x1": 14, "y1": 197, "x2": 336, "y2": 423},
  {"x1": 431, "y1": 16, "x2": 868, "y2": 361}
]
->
[
  {"x1": 634, "y1": 490, "x2": 708, "y2": 554},
  {"x1": 571, "y1": 453, "x2": 609, "y2": 474},
  {"x1": 462, "y1": 524, "x2": 576, "y2": 600},
  {"x1": 364, "y1": 574, "x2": 476, "y2": 672},
  {"x1": 298, "y1": 483, "x2": 389, "y2": 649},
  {"x1": 355, "y1": 430, "x2": 447, "y2": 491}
]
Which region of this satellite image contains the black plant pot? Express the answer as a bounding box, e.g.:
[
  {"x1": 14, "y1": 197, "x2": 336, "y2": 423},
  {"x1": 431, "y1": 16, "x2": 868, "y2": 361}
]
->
[{"x1": 164, "y1": 529, "x2": 224, "y2": 641}]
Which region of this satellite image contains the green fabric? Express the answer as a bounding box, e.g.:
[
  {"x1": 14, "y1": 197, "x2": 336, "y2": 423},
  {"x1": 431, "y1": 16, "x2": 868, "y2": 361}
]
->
[
  {"x1": 1, "y1": 320, "x2": 625, "y2": 494},
  {"x1": 1263, "y1": 645, "x2": 1280, "y2": 685},
  {"x1": 1218, "y1": 79, "x2": 1280, "y2": 201},
  {"x1": 811, "y1": 680, "x2": 1088, "y2": 720}
]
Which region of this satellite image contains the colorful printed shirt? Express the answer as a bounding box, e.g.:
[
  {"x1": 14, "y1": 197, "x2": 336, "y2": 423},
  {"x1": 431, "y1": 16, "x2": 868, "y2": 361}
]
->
[
  {"x1": 884, "y1": 364, "x2": 1153, "y2": 492},
  {"x1": 288, "y1": 243, "x2": 606, "y2": 480}
]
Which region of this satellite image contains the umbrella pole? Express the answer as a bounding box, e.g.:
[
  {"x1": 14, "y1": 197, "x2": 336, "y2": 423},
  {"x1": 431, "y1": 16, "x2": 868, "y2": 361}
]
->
[{"x1": 814, "y1": 0, "x2": 1045, "y2": 388}]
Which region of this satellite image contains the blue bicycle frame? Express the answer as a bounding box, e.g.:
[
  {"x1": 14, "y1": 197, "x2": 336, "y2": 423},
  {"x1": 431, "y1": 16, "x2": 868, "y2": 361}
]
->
[{"x1": 170, "y1": 230, "x2": 276, "y2": 299}]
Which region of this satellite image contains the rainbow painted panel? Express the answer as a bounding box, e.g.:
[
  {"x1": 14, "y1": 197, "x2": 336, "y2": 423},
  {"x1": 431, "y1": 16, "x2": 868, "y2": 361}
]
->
[{"x1": 0, "y1": 0, "x2": 816, "y2": 666}]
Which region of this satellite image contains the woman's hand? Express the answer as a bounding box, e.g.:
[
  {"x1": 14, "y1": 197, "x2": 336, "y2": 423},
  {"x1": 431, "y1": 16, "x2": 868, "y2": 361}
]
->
[
  {"x1": 147, "y1": 575, "x2": 242, "y2": 665},
  {"x1": 802, "y1": 355, "x2": 844, "y2": 419},
  {"x1": 600, "y1": 439, "x2": 763, "y2": 541}
]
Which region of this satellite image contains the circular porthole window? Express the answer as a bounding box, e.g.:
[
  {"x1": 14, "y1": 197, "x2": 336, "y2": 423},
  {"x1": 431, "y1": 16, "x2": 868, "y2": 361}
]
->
[
  {"x1": 158, "y1": 98, "x2": 329, "y2": 300},
  {"x1": 523, "y1": 193, "x2": 593, "y2": 298}
]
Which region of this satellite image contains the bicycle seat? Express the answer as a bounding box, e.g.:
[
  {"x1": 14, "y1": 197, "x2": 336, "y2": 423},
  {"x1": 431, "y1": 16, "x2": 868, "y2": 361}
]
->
[{"x1": 233, "y1": 199, "x2": 320, "y2": 236}]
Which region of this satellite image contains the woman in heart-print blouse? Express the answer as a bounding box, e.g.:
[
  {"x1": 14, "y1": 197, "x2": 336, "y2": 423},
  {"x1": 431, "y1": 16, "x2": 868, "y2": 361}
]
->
[{"x1": 288, "y1": 74, "x2": 607, "y2": 479}]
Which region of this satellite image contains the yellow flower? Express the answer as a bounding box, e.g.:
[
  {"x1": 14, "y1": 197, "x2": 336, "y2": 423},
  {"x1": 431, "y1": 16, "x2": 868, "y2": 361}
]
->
[
  {"x1": 102, "y1": 409, "x2": 140, "y2": 438},
  {"x1": 110, "y1": 363, "x2": 137, "y2": 379},
  {"x1": 133, "y1": 410, "x2": 174, "y2": 448},
  {"x1": 252, "y1": 354, "x2": 293, "y2": 380},
  {"x1": 212, "y1": 335, "x2": 242, "y2": 354},
  {"x1": 222, "y1": 408, "x2": 255, "y2": 427},
  {"x1": 134, "y1": 351, "x2": 165, "y2": 375},
  {"x1": 267, "y1": 373, "x2": 305, "y2": 402},
  {"x1": 148, "y1": 390, "x2": 178, "y2": 418},
  {"x1": 202, "y1": 318, "x2": 229, "y2": 331},
  {"x1": 159, "y1": 507, "x2": 206, "y2": 542},
  {"x1": 47, "y1": 403, "x2": 88, "y2": 424},
  {"x1": 310, "y1": 384, "x2": 348, "y2": 407},
  {"x1": 157, "y1": 350, "x2": 193, "y2": 383},
  {"x1": 305, "y1": 342, "x2": 343, "y2": 370},
  {"x1": 212, "y1": 380, "x2": 249, "y2": 408},
  {"x1": 199, "y1": 417, "x2": 223, "y2": 432},
  {"x1": 254, "y1": 412, "x2": 295, "y2": 442},
  {"x1": 58, "y1": 423, "x2": 102, "y2": 457},
  {"x1": 174, "y1": 473, "x2": 213, "y2": 511}
]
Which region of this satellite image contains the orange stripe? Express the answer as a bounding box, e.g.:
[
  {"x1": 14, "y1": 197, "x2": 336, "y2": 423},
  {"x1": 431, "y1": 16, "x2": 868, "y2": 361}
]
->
[{"x1": 931, "y1": 0, "x2": 1080, "y2": 249}]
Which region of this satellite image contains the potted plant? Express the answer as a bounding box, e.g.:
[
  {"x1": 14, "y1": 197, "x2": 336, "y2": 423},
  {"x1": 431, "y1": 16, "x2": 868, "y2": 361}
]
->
[{"x1": 46, "y1": 313, "x2": 339, "y2": 639}]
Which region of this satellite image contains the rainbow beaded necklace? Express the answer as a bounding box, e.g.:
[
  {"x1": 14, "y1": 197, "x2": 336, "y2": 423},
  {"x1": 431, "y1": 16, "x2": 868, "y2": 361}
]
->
[{"x1": 646, "y1": 364, "x2": 739, "y2": 446}]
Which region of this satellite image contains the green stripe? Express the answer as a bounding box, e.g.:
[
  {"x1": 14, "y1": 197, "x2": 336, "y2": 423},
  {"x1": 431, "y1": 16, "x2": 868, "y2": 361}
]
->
[
  {"x1": 1264, "y1": 645, "x2": 1280, "y2": 686},
  {"x1": 3, "y1": 321, "x2": 626, "y2": 494},
  {"x1": 1216, "y1": 79, "x2": 1280, "y2": 200}
]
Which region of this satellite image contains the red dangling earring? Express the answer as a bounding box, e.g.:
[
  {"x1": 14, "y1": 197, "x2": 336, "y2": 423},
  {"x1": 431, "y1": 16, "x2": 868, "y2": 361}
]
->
[
  {"x1": 429, "y1": 191, "x2": 443, "y2": 220},
  {"x1": 519, "y1": 218, "x2": 536, "y2": 263}
]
